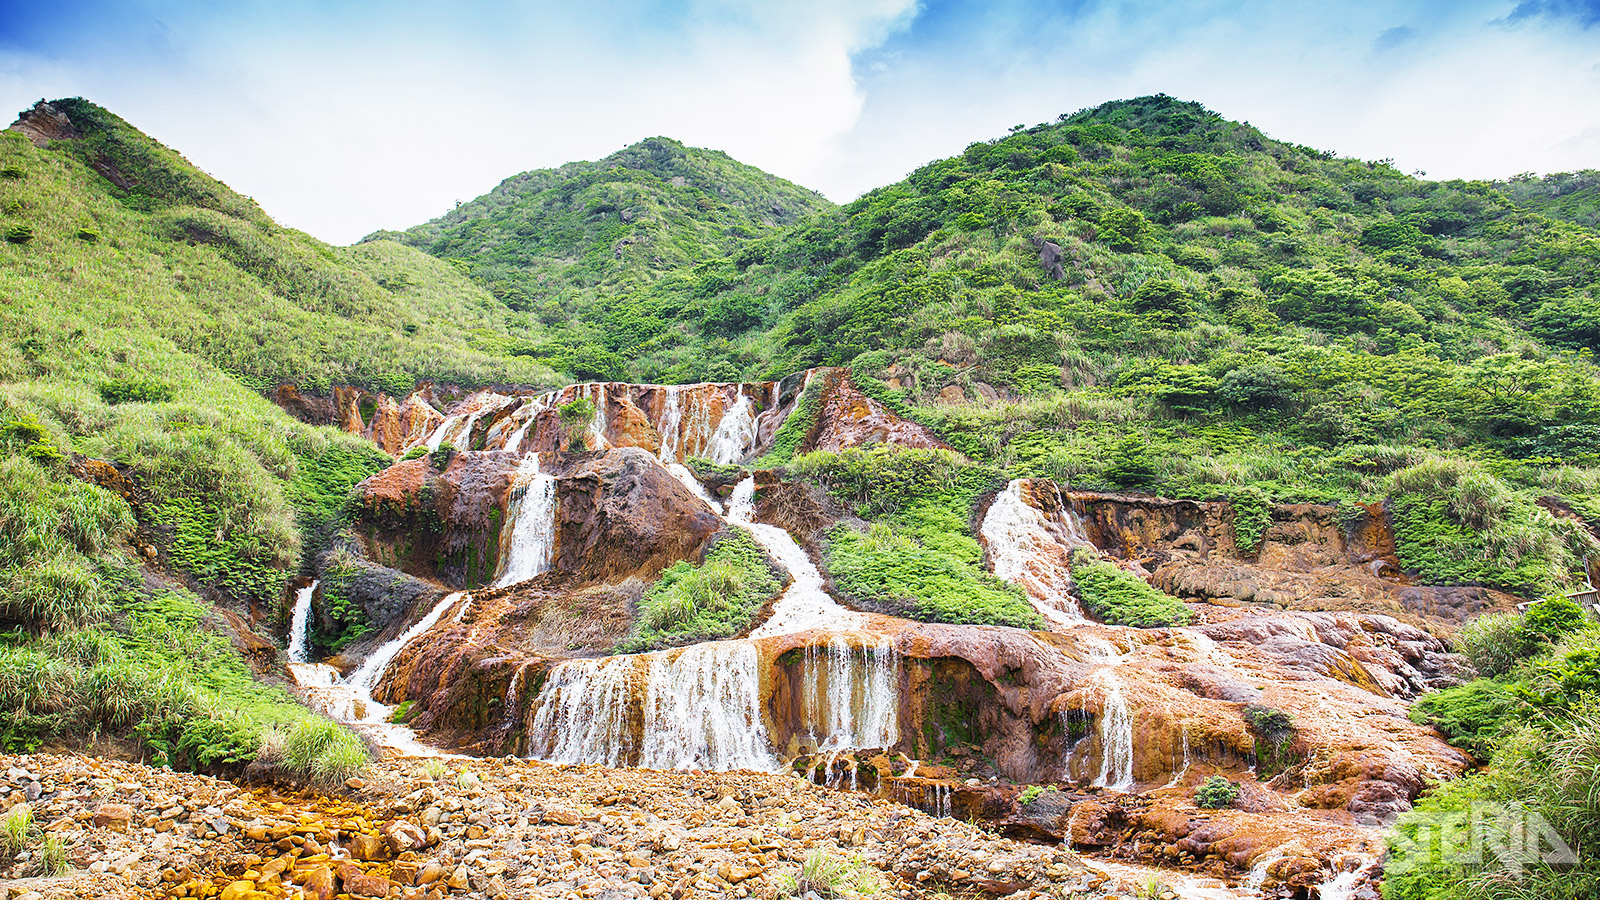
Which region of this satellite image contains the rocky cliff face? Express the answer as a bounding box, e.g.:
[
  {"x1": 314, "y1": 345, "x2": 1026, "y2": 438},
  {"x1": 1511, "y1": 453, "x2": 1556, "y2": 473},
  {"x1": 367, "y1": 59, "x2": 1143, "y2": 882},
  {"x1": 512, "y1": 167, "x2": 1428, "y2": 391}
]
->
[{"x1": 992, "y1": 481, "x2": 1518, "y2": 628}]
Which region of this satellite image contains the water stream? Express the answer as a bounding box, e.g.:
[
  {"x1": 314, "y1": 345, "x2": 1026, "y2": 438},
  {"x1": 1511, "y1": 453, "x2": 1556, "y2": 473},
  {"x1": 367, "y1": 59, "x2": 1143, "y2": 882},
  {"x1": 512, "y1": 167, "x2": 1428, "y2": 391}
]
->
[
  {"x1": 289, "y1": 591, "x2": 469, "y2": 757},
  {"x1": 518, "y1": 473, "x2": 893, "y2": 770},
  {"x1": 728, "y1": 478, "x2": 865, "y2": 638},
  {"x1": 797, "y1": 633, "x2": 900, "y2": 753},
  {"x1": 286, "y1": 580, "x2": 317, "y2": 664},
  {"x1": 494, "y1": 452, "x2": 558, "y2": 587},
  {"x1": 981, "y1": 479, "x2": 1088, "y2": 627}
]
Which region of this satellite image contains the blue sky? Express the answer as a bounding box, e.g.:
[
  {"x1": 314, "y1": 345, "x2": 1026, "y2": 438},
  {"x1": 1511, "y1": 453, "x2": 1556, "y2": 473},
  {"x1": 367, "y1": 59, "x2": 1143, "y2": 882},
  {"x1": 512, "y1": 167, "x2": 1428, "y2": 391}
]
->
[{"x1": 1, "y1": 1, "x2": 1596, "y2": 244}]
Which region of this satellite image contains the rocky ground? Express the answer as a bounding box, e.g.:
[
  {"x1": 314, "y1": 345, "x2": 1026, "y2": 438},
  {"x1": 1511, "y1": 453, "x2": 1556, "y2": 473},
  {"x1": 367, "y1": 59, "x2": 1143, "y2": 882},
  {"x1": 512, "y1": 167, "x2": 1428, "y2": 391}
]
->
[{"x1": 1, "y1": 754, "x2": 1149, "y2": 900}]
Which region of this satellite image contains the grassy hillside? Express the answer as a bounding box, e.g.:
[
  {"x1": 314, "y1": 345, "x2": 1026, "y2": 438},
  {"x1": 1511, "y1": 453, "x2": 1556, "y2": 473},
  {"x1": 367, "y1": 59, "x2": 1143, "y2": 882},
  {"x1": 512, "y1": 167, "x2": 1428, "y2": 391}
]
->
[
  {"x1": 0, "y1": 98, "x2": 565, "y2": 773},
  {"x1": 1497, "y1": 170, "x2": 1600, "y2": 230},
  {"x1": 397, "y1": 94, "x2": 1600, "y2": 601},
  {"x1": 370, "y1": 136, "x2": 833, "y2": 382}
]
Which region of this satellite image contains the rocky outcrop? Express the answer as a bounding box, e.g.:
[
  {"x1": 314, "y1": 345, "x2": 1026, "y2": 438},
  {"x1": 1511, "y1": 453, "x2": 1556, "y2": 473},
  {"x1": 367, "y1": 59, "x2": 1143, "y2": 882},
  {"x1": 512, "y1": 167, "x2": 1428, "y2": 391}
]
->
[
  {"x1": 271, "y1": 384, "x2": 450, "y2": 455},
  {"x1": 10, "y1": 101, "x2": 81, "y2": 147},
  {"x1": 807, "y1": 368, "x2": 951, "y2": 453},
  {"x1": 361, "y1": 448, "x2": 726, "y2": 743},
  {"x1": 352, "y1": 450, "x2": 521, "y2": 587},
  {"x1": 1030, "y1": 487, "x2": 1520, "y2": 627},
  {"x1": 305, "y1": 368, "x2": 948, "y2": 463}
]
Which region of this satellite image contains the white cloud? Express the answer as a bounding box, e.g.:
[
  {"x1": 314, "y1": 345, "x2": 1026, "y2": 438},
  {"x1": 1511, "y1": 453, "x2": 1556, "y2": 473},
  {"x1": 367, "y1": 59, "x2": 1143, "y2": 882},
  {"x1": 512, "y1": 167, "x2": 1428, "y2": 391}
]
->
[
  {"x1": 0, "y1": 1, "x2": 917, "y2": 243},
  {"x1": 2, "y1": 1, "x2": 1597, "y2": 244}
]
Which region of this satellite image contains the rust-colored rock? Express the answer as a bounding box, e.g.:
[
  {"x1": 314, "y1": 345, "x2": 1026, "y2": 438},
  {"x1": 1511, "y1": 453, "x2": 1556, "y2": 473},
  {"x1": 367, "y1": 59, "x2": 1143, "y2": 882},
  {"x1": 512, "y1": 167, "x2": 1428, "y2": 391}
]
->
[
  {"x1": 341, "y1": 872, "x2": 391, "y2": 898},
  {"x1": 808, "y1": 369, "x2": 951, "y2": 453},
  {"x1": 92, "y1": 803, "x2": 132, "y2": 831},
  {"x1": 301, "y1": 865, "x2": 334, "y2": 900}
]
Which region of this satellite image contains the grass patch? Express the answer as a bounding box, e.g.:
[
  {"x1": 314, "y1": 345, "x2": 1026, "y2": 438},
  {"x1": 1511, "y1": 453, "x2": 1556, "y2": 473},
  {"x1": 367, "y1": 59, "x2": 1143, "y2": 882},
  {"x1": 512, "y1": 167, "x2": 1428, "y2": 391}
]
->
[
  {"x1": 1068, "y1": 549, "x2": 1191, "y2": 627},
  {"x1": 620, "y1": 527, "x2": 782, "y2": 652},
  {"x1": 826, "y1": 522, "x2": 1041, "y2": 628}
]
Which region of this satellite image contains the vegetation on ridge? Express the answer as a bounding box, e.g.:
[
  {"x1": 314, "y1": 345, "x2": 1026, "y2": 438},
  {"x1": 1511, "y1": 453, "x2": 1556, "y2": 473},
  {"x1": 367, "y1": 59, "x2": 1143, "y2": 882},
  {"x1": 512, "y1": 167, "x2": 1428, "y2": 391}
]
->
[{"x1": 621, "y1": 527, "x2": 783, "y2": 652}]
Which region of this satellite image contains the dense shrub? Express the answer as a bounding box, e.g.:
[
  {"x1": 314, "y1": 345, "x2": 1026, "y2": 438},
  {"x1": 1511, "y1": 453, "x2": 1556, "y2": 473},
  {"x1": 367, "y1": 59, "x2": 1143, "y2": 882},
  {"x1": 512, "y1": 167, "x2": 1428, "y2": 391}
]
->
[
  {"x1": 1243, "y1": 704, "x2": 1298, "y2": 774},
  {"x1": 1068, "y1": 550, "x2": 1191, "y2": 627},
  {"x1": 1457, "y1": 612, "x2": 1544, "y2": 678},
  {"x1": 1194, "y1": 775, "x2": 1240, "y2": 809},
  {"x1": 826, "y1": 523, "x2": 1041, "y2": 629},
  {"x1": 621, "y1": 528, "x2": 782, "y2": 652},
  {"x1": 1408, "y1": 680, "x2": 1523, "y2": 760}
]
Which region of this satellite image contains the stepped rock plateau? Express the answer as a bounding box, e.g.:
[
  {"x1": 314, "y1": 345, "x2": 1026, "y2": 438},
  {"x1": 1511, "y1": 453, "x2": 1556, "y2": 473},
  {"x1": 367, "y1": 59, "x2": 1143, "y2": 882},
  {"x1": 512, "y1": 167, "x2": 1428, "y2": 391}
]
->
[{"x1": 242, "y1": 367, "x2": 1490, "y2": 900}]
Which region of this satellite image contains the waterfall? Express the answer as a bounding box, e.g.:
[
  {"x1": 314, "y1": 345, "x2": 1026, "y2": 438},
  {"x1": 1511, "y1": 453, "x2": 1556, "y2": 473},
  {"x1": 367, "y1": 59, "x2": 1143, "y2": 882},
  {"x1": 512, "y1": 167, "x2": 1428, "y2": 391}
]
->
[
  {"x1": 707, "y1": 393, "x2": 758, "y2": 465},
  {"x1": 657, "y1": 386, "x2": 686, "y2": 462},
  {"x1": 799, "y1": 633, "x2": 900, "y2": 752},
  {"x1": 658, "y1": 388, "x2": 726, "y2": 513},
  {"x1": 502, "y1": 396, "x2": 550, "y2": 453},
  {"x1": 1246, "y1": 846, "x2": 1295, "y2": 893},
  {"x1": 421, "y1": 394, "x2": 514, "y2": 453},
  {"x1": 639, "y1": 642, "x2": 777, "y2": 770},
  {"x1": 585, "y1": 384, "x2": 610, "y2": 450},
  {"x1": 1314, "y1": 857, "x2": 1377, "y2": 900},
  {"x1": 524, "y1": 654, "x2": 639, "y2": 767},
  {"x1": 1091, "y1": 669, "x2": 1135, "y2": 791},
  {"x1": 728, "y1": 477, "x2": 865, "y2": 637},
  {"x1": 513, "y1": 473, "x2": 900, "y2": 771},
  {"x1": 424, "y1": 414, "x2": 461, "y2": 452},
  {"x1": 1164, "y1": 724, "x2": 1192, "y2": 788},
  {"x1": 980, "y1": 479, "x2": 1087, "y2": 627},
  {"x1": 667, "y1": 463, "x2": 724, "y2": 514},
  {"x1": 500, "y1": 661, "x2": 534, "y2": 734},
  {"x1": 289, "y1": 591, "x2": 467, "y2": 757},
  {"x1": 347, "y1": 592, "x2": 469, "y2": 703},
  {"x1": 524, "y1": 641, "x2": 777, "y2": 771},
  {"x1": 494, "y1": 453, "x2": 559, "y2": 587},
  {"x1": 287, "y1": 580, "x2": 318, "y2": 664}
]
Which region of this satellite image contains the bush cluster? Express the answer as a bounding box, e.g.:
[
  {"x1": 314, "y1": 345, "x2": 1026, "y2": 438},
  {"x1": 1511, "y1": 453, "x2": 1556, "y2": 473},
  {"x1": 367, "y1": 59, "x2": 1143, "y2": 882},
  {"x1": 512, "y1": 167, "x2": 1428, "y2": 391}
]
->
[
  {"x1": 621, "y1": 527, "x2": 782, "y2": 652},
  {"x1": 1194, "y1": 775, "x2": 1240, "y2": 809},
  {"x1": 1068, "y1": 550, "x2": 1191, "y2": 627}
]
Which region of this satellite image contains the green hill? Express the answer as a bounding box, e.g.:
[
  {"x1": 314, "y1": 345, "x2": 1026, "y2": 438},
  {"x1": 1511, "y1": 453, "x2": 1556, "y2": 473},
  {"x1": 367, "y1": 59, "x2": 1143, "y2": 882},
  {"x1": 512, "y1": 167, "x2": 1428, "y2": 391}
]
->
[
  {"x1": 0, "y1": 98, "x2": 561, "y2": 772},
  {"x1": 368, "y1": 136, "x2": 832, "y2": 382},
  {"x1": 1497, "y1": 169, "x2": 1600, "y2": 230}
]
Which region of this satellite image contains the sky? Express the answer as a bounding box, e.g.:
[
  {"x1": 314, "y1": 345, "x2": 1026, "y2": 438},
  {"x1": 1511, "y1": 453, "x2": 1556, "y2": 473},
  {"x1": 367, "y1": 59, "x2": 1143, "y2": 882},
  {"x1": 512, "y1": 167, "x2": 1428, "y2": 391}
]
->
[{"x1": 1, "y1": 0, "x2": 1597, "y2": 245}]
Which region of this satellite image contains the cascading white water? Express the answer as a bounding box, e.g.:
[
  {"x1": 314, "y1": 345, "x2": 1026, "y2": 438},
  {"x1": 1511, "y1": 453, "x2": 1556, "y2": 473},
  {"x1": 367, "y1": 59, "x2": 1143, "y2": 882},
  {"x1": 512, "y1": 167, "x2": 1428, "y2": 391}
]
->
[
  {"x1": 707, "y1": 393, "x2": 758, "y2": 465},
  {"x1": 639, "y1": 642, "x2": 777, "y2": 770},
  {"x1": 1091, "y1": 669, "x2": 1135, "y2": 791},
  {"x1": 1164, "y1": 723, "x2": 1192, "y2": 788},
  {"x1": 1070, "y1": 638, "x2": 1135, "y2": 792},
  {"x1": 1313, "y1": 857, "x2": 1376, "y2": 900},
  {"x1": 501, "y1": 396, "x2": 550, "y2": 453},
  {"x1": 287, "y1": 580, "x2": 318, "y2": 664},
  {"x1": 421, "y1": 394, "x2": 516, "y2": 453},
  {"x1": 657, "y1": 388, "x2": 727, "y2": 513},
  {"x1": 501, "y1": 662, "x2": 532, "y2": 733},
  {"x1": 799, "y1": 633, "x2": 900, "y2": 752},
  {"x1": 524, "y1": 654, "x2": 638, "y2": 767},
  {"x1": 585, "y1": 383, "x2": 610, "y2": 450},
  {"x1": 728, "y1": 478, "x2": 865, "y2": 638},
  {"x1": 290, "y1": 591, "x2": 468, "y2": 757},
  {"x1": 657, "y1": 386, "x2": 686, "y2": 462},
  {"x1": 347, "y1": 591, "x2": 469, "y2": 702},
  {"x1": 667, "y1": 463, "x2": 724, "y2": 514},
  {"x1": 516, "y1": 474, "x2": 900, "y2": 771},
  {"x1": 1245, "y1": 846, "x2": 1295, "y2": 893},
  {"x1": 424, "y1": 414, "x2": 462, "y2": 452},
  {"x1": 981, "y1": 479, "x2": 1088, "y2": 627},
  {"x1": 494, "y1": 453, "x2": 559, "y2": 587},
  {"x1": 523, "y1": 641, "x2": 777, "y2": 771}
]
